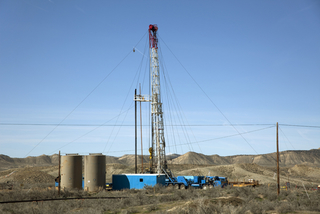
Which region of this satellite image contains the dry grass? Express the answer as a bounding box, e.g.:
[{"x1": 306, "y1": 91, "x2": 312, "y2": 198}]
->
[{"x1": 0, "y1": 183, "x2": 319, "y2": 213}]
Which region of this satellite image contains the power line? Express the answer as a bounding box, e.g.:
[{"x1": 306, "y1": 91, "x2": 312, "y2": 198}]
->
[
  {"x1": 160, "y1": 44, "x2": 204, "y2": 153},
  {"x1": 189, "y1": 125, "x2": 275, "y2": 145},
  {"x1": 159, "y1": 36, "x2": 264, "y2": 155},
  {"x1": 3, "y1": 123, "x2": 316, "y2": 127},
  {"x1": 103, "y1": 32, "x2": 149, "y2": 154},
  {"x1": 279, "y1": 124, "x2": 320, "y2": 128},
  {"x1": 279, "y1": 127, "x2": 296, "y2": 150},
  {"x1": 23, "y1": 32, "x2": 147, "y2": 157},
  {"x1": 105, "y1": 125, "x2": 275, "y2": 154},
  {"x1": 24, "y1": 49, "x2": 132, "y2": 157},
  {"x1": 49, "y1": 105, "x2": 134, "y2": 155}
]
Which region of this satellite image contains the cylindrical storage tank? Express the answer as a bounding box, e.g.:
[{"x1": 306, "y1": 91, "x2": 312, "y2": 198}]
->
[
  {"x1": 84, "y1": 154, "x2": 106, "y2": 192},
  {"x1": 61, "y1": 154, "x2": 82, "y2": 189}
]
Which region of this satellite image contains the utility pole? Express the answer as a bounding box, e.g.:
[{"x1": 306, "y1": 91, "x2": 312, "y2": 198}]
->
[
  {"x1": 135, "y1": 89, "x2": 137, "y2": 174},
  {"x1": 277, "y1": 122, "x2": 280, "y2": 195},
  {"x1": 140, "y1": 85, "x2": 144, "y2": 173},
  {"x1": 134, "y1": 90, "x2": 150, "y2": 172},
  {"x1": 58, "y1": 150, "x2": 61, "y2": 196}
]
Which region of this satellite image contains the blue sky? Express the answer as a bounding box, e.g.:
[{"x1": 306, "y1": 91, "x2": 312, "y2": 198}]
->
[{"x1": 0, "y1": 0, "x2": 319, "y2": 158}]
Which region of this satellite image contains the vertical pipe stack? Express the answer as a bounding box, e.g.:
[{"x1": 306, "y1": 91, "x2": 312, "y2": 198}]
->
[
  {"x1": 61, "y1": 154, "x2": 82, "y2": 189},
  {"x1": 84, "y1": 154, "x2": 106, "y2": 192},
  {"x1": 135, "y1": 89, "x2": 137, "y2": 174}
]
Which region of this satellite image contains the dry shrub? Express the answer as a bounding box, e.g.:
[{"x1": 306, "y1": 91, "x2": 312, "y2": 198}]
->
[
  {"x1": 243, "y1": 201, "x2": 264, "y2": 214},
  {"x1": 173, "y1": 189, "x2": 189, "y2": 200},
  {"x1": 276, "y1": 202, "x2": 293, "y2": 213},
  {"x1": 1, "y1": 184, "x2": 320, "y2": 214},
  {"x1": 262, "y1": 187, "x2": 278, "y2": 201},
  {"x1": 120, "y1": 207, "x2": 139, "y2": 214},
  {"x1": 93, "y1": 189, "x2": 111, "y2": 197},
  {"x1": 176, "y1": 198, "x2": 223, "y2": 214},
  {"x1": 135, "y1": 191, "x2": 145, "y2": 205},
  {"x1": 1, "y1": 201, "x2": 63, "y2": 214},
  {"x1": 60, "y1": 189, "x2": 88, "y2": 199},
  {"x1": 208, "y1": 186, "x2": 223, "y2": 197},
  {"x1": 215, "y1": 197, "x2": 243, "y2": 207},
  {"x1": 171, "y1": 196, "x2": 244, "y2": 214},
  {"x1": 259, "y1": 199, "x2": 276, "y2": 212},
  {"x1": 222, "y1": 205, "x2": 244, "y2": 214},
  {"x1": 279, "y1": 189, "x2": 289, "y2": 198},
  {"x1": 298, "y1": 192, "x2": 320, "y2": 212},
  {"x1": 144, "y1": 184, "x2": 168, "y2": 194},
  {"x1": 145, "y1": 203, "x2": 158, "y2": 212},
  {"x1": 286, "y1": 191, "x2": 298, "y2": 202},
  {"x1": 121, "y1": 188, "x2": 138, "y2": 195},
  {"x1": 0, "y1": 188, "x2": 58, "y2": 202}
]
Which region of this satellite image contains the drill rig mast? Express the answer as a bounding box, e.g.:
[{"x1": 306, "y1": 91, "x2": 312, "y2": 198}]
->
[{"x1": 149, "y1": 24, "x2": 167, "y2": 175}]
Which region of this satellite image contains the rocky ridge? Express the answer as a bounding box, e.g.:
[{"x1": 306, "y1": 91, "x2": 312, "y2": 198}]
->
[{"x1": 1, "y1": 149, "x2": 320, "y2": 171}]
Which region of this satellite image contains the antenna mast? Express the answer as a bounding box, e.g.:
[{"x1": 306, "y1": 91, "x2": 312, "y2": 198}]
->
[{"x1": 149, "y1": 24, "x2": 167, "y2": 174}]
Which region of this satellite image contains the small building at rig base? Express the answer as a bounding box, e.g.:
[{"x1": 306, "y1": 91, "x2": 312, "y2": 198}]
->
[{"x1": 112, "y1": 174, "x2": 166, "y2": 190}]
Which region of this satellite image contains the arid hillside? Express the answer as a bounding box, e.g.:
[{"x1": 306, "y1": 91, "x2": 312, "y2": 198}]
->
[
  {"x1": 1, "y1": 149, "x2": 320, "y2": 186},
  {"x1": 0, "y1": 154, "x2": 59, "y2": 171},
  {"x1": 170, "y1": 149, "x2": 320, "y2": 167},
  {"x1": 1, "y1": 149, "x2": 320, "y2": 171}
]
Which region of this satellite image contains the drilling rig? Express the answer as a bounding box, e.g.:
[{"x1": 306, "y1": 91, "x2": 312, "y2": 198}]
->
[
  {"x1": 135, "y1": 25, "x2": 168, "y2": 175},
  {"x1": 149, "y1": 24, "x2": 167, "y2": 175}
]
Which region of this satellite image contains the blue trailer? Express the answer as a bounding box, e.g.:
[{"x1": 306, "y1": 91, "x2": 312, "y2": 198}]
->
[{"x1": 112, "y1": 174, "x2": 166, "y2": 190}]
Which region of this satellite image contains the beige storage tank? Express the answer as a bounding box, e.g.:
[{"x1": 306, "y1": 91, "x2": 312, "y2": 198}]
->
[
  {"x1": 61, "y1": 154, "x2": 82, "y2": 189},
  {"x1": 84, "y1": 153, "x2": 106, "y2": 192}
]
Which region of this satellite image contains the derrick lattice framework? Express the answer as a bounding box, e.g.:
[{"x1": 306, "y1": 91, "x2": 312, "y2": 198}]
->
[{"x1": 149, "y1": 24, "x2": 167, "y2": 174}]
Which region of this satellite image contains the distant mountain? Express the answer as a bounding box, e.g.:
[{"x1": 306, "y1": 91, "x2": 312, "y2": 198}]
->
[
  {"x1": 1, "y1": 149, "x2": 319, "y2": 171},
  {"x1": 170, "y1": 149, "x2": 320, "y2": 167},
  {"x1": 169, "y1": 152, "x2": 226, "y2": 165},
  {"x1": 118, "y1": 154, "x2": 150, "y2": 165},
  {"x1": 0, "y1": 154, "x2": 59, "y2": 171}
]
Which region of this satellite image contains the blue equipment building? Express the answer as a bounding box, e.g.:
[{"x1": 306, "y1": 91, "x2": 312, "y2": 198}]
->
[{"x1": 112, "y1": 174, "x2": 166, "y2": 190}]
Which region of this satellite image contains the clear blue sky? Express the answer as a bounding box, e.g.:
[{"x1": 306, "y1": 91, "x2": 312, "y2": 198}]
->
[{"x1": 1, "y1": 0, "x2": 319, "y2": 158}]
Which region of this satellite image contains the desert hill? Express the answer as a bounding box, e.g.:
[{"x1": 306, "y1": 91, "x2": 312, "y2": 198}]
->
[
  {"x1": 170, "y1": 149, "x2": 320, "y2": 167},
  {"x1": 1, "y1": 149, "x2": 320, "y2": 171},
  {"x1": 169, "y1": 152, "x2": 226, "y2": 165},
  {"x1": 0, "y1": 154, "x2": 59, "y2": 171}
]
